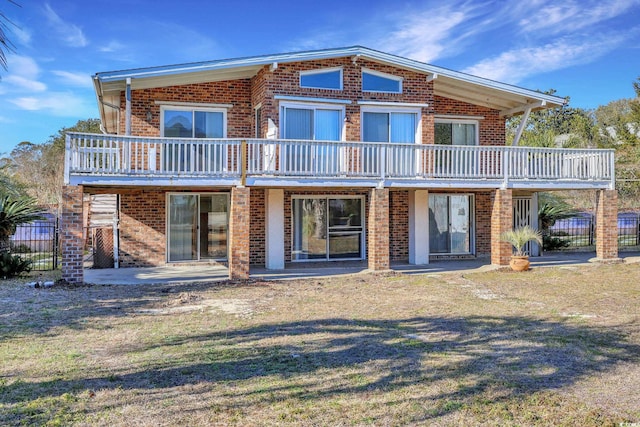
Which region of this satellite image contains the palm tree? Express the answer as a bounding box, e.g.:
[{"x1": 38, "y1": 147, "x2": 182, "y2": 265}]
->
[
  {"x1": 0, "y1": 1, "x2": 20, "y2": 72},
  {"x1": 501, "y1": 226, "x2": 543, "y2": 257},
  {"x1": 0, "y1": 194, "x2": 44, "y2": 253}
]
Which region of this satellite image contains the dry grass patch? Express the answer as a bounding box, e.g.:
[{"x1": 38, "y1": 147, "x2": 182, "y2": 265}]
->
[{"x1": 0, "y1": 264, "x2": 639, "y2": 426}]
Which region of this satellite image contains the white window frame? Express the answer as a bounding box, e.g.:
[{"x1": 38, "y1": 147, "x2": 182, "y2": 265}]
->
[
  {"x1": 428, "y1": 193, "x2": 475, "y2": 256},
  {"x1": 166, "y1": 192, "x2": 231, "y2": 263},
  {"x1": 362, "y1": 67, "x2": 403, "y2": 94},
  {"x1": 160, "y1": 105, "x2": 228, "y2": 138},
  {"x1": 291, "y1": 194, "x2": 366, "y2": 262},
  {"x1": 299, "y1": 66, "x2": 343, "y2": 91},
  {"x1": 279, "y1": 101, "x2": 346, "y2": 141},
  {"x1": 360, "y1": 105, "x2": 422, "y2": 144},
  {"x1": 434, "y1": 118, "x2": 479, "y2": 146}
]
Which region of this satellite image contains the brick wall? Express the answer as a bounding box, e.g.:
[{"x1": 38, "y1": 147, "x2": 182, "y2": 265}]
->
[
  {"x1": 368, "y1": 188, "x2": 390, "y2": 270},
  {"x1": 433, "y1": 96, "x2": 505, "y2": 146},
  {"x1": 475, "y1": 191, "x2": 493, "y2": 255},
  {"x1": 389, "y1": 190, "x2": 409, "y2": 261},
  {"x1": 229, "y1": 187, "x2": 250, "y2": 279},
  {"x1": 595, "y1": 189, "x2": 619, "y2": 260},
  {"x1": 61, "y1": 185, "x2": 84, "y2": 283},
  {"x1": 491, "y1": 189, "x2": 513, "y2": 265},
  {"x1": 249, "y1": 188, "x2": 265, "y2": 265},
  {"x1": 118, "y1": 189, "x2": 166, "y2": 267},
  {"x1": 121, "y1": 80, "x2": 253, "y2": 137},
  {"x1": 102, "y1": 55, "x2": 510, "y2": 270},
  {"x1": 250, "y1": 57, "x2": 435, "y2": 144}
]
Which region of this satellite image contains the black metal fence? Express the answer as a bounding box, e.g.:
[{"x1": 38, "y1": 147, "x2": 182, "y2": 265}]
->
[
  {"x1": 9, "y1": 218, "x2": 60, "y2": 271},
  {"x1": 545, "y1": 212, "x2": 640, "y2": 249}
]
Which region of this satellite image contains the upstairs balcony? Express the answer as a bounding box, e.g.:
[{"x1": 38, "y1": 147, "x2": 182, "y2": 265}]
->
[{"x1": 65, "y1": 132, "x2": 616, "y2": 190}]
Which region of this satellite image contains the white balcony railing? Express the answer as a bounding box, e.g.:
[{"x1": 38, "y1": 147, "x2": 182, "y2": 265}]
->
[{"x1": 65, "y1": 133, "x2": 616, "y2": 188}]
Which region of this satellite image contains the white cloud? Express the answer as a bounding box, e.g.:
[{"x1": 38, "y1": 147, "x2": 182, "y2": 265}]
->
[
  {"x1": 3, "y1": 55, "x2": 47, "y2": 92},
  {"x1": 380, "y1": 3, "x2": 484, "y2": 62},
  {"x1": 463, "y1": 33, "x2": 628, "y2": 83},
  {"x1": 52, "y1": 70, "x2": 93, "y2": 88},
  {"x1": 43, "y1": 3, "x2": 88, "y2": 47},
  {"x1": 518, "y1": 0, "x2": 640, "y2": 34},
  {"x1": 5, "y1": 75, "x2": 47, "y2": 92},
  {"x1": 10, "y1": 25, "x2": 32, "y2": 47},
  {"x1": 99, "y1": 40, "x2": 125, "y2": 53},
  {"x1": 10, "y1": 92, "x2": 94, "y2": 117}
]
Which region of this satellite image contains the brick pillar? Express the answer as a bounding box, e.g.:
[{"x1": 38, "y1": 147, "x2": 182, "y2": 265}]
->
[
  {"x1": 229, "y1": 186, "x2": 250, "y2": 280},
  {"x1": 368, "y1": 188, "x2": 390, "y2": 270},
  {"x1": 595, "y1": 189, "x2": 619, "y2": 260},
  {"x1": 491, "y1": 188, "x2": 513, "y2": 266},
  {"x1": 61, "y1": 185, "x2": 84, "y2": 284}
]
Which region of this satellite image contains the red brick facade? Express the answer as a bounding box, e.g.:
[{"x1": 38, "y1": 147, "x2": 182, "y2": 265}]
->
[
  {"x1": 61, "y1": 185, "x2": 84, "y2": 283},
  {"x1": 595, "y1": 189, "x2": 619, "y2": 260},
  {"x1": 491, "y1": 189, "x2": 513, "y2": 265},
  {"x1": 60, "y1": 51, "x2": 616, "y2": 282},
  {"x1": 229, "y1": 187, "x2": 250, "y2": 279},
  {"x1": 368, "y1": 188, "x2": 390, "y2": 270}
]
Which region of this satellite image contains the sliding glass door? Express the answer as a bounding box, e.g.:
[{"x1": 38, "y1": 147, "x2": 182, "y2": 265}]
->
[
  {"x1": 292, "y1": 196, "x2": 364, "y2": 261},
  {"x1": 362, "y1": 110, "x2": 417, "y2": 175},
  {"x1": 168, "y1": 193, "x2": 228, "y2": 262},
  {"x1": 429, "y1": 194, "x2": 473, "y2": 254}
]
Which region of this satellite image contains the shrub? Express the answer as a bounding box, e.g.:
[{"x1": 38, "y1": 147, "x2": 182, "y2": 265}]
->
[
  {"x1": 543, "y1": 235, "x2": 571, "y2": 251},
  {"x1": 0, "y1": 252, "x2": 32, "y2": 279}
]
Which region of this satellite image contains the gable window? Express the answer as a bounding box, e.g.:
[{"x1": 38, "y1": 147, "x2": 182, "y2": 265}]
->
[
  {"x1": 161, "y1": 106, "x2": 228, "y2": 172},
  {"x1": 300, "y1": 67, "x2": 343, "y2": 90},
  {"x1": 362, "y1": 68, "x2": 402, "y2": 93},
  {"x1": 434, "y1": 120, "x2": 477, "y2": 146}
]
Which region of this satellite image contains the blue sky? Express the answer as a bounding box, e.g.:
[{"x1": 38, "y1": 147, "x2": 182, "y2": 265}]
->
[{"x1": 1, "y1": 0, "x2": 639, "y2": 154}]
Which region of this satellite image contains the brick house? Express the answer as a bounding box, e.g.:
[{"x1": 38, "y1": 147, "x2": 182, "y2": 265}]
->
[{"x1": 61, "y1": 46, "x2": 618, "y2": 283}]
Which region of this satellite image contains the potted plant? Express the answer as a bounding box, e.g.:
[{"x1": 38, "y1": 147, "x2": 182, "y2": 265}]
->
[{"x1": 500, "y1": 226, "x2": 543, "y2": 271}]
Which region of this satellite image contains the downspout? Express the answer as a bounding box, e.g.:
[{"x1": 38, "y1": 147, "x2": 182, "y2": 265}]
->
[{"x1": 125, "y1": 77, "x2": 132, "y2": 136}]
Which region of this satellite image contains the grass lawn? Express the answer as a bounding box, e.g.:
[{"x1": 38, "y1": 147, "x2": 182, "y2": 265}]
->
[{"x1": 1, "y1": 263, "x2": 639, "y2": 426}]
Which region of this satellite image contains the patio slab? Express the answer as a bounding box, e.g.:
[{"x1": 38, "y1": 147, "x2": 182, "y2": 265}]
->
[{"x1": 82, "y1": 251, "x2": 640, "y2": 285}]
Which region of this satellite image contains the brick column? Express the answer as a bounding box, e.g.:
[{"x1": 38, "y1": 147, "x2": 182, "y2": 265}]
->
[
  {"x1": 368, "y1": 188, "x2": 390, "y2": 270},
  {"x1": 229, "y1": 186, "x2": 250, "y2": 280},
  {"x1": 491, "y1": 188, "x2": 513, "y2": 266},
  {"x1": 595, "y1": 189, "x2": 619, "y2": 261},
  {"x1": 61, "y1": 185, "x2": 84, "y2": 284}
]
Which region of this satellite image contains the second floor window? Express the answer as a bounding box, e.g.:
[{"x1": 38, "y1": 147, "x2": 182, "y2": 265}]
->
[
  {"x1": 281, "y1": 105, "x2": 342, "y2": 141},
  {"x1": 162, "y1": 108, "x2": 226, "y2": 138},
  {"x1": 435, "y1": 121, "x2": 477, "y2": 146}
]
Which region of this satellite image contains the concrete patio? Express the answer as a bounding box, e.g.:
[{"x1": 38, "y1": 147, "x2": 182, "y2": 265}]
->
[{"x1": 82, "y1": 251, "x2": 640, "y2": 285}]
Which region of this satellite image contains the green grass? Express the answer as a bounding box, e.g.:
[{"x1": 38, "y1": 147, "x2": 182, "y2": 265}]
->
[{"x1": 1, "y1": 263, "x2": 639, "y2": 425}]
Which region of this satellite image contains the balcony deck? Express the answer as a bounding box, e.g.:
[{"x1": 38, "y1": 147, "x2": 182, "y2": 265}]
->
[{"x1": 65, "y1": 133, "x2": 615, "y2": 190}]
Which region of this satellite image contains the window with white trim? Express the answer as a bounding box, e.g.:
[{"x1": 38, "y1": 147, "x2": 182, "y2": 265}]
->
[
  {"x1": 434, "y1": 119, "x2": 478, "y2": 146},
  {"x1": 280, "y1": 102, "x2": 344, "y2": 174},
  {"x1": 300, "y1": 67, "x2": 343, "y2": 90},
  {"x1": 161, "y1": 106, "x2": 227, "y2": 138},
  {"x1": 160, "y1": 106, "x2": 228, "y2": 172},
  {"x1": 362, "y1": 68, "x2": 402, "y2": 93},
  {"x1": 361, "y1": 106, "x2": 420, "y2": 175}
]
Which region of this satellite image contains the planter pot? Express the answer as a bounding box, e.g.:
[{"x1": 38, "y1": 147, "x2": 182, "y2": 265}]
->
[{"x1": 509, "y1": 256, "x2": 530, "y2": 272}]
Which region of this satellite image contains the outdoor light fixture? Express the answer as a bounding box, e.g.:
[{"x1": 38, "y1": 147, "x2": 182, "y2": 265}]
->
[{"x1": 146, "y1": 108, "x2": 153, "y2": 122}]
